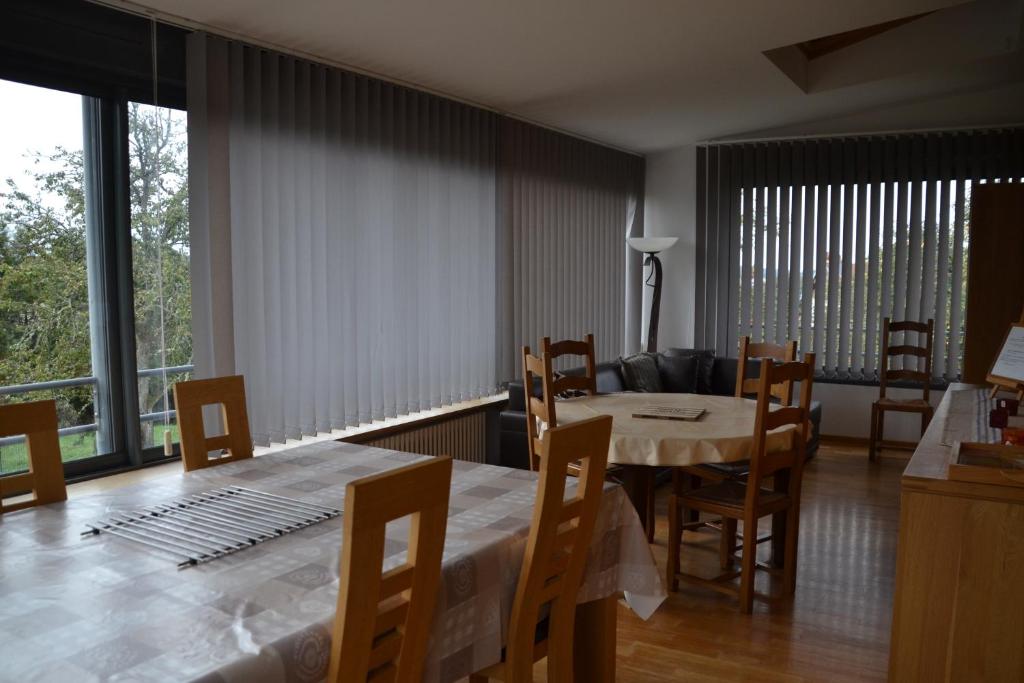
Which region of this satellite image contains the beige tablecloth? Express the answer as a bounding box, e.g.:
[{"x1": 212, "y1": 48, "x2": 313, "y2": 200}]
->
[
  {"x1": 555, "y1": 392, "x2": 796, "y2": 466},
  {"x1": 0, "y1": 443, "x2": 663, "y2": 683}
]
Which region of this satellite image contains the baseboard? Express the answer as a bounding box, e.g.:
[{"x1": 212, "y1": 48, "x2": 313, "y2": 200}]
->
[{"x1": 820, "y1": 434, "x2": 919, "y2": 450}]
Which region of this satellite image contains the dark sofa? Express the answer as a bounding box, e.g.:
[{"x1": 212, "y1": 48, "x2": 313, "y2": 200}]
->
[{"x1": 499, "y1": 348, "x2": 823, "y2": 470}]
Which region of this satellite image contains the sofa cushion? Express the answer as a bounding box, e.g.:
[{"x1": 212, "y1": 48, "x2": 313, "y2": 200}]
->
[
  {"x1": 562, "y1": 360, "x2": 626, "y2": 394},
  {"x1": 505, "y1": 378, "x2": 540, "y2": 411},
  {"x1": 620, "y1": 353, "x2": 663, "y2": 392},
  {"x1": 710, "y1": 356, "x2": 742, "y2": 396},
  {"x1": 662, "y1": 348, "x2": 716, "y2": 394},
  {"x1": 656, "y1": 354, "x2": 699, "y2": 393}
]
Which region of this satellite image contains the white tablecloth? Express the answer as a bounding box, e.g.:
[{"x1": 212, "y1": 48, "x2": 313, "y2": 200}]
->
[{"x1": 555, "y1": 392, "x2": 796, "y2": 466}]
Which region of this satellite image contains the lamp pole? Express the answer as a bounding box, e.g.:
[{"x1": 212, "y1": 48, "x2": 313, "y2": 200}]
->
[
  {"x1": 644, "y1": 252, "x2": 664, "y2": 353},
  {"x1": 627, "y1": 237, "x2": 678, "y2": 353}
]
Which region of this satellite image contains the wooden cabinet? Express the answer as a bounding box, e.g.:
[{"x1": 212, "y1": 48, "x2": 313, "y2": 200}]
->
[
  {"x1": 962, "y1": 183, "x2": 1024, "y2": 384},
  {"x1": 889, "y1": 386, "x2": 1024, "y2": 681}
]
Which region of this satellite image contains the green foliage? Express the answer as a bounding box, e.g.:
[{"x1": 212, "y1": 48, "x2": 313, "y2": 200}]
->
[{"x1": 0, "y1": 101, "x2": 191, "y2": 459}]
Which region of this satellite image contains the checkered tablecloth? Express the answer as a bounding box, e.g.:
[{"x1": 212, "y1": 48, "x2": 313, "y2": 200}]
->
[{"x1": 0, "y1": 441, "x2": 664, "y2": 682}]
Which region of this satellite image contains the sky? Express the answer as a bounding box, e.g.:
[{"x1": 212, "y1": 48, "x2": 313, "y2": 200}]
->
[{"x1": 0, "y1": 79, "x2": 85, "y2": 193}]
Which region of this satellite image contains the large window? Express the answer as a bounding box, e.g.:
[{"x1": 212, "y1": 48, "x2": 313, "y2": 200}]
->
[
  {"x1": 0, "y1": 79, "x2": 190, "y2": 478},
  {"x1": 0, "y1": 81, "x2": 109, "y2": 473},
  {"x1": 129, "y1": 103, "x2": 192, "y2": 451},
  {"x1": 695, "y1": 130, "x2": 1024, "y2": 381}
]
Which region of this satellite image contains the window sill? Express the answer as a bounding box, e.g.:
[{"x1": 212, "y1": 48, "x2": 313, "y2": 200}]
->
[
  {"x1": 813, "y1": 370, "x2": 953, "y2": 391},
  {"x1": 254, "y1": 392, "x2": 509, "y2": 455},
  {"x1": 67, "y1": 393, "x2": 509, "y2": 495}
]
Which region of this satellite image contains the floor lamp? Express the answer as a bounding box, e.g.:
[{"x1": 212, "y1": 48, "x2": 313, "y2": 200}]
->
[{"x1": 628, "y1": 237, "x2": 678, "y2": 353}]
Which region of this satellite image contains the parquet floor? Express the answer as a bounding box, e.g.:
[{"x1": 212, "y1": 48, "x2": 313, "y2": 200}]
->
[{"x1": 546, "y1": 445, "x2": 906, "y2": 682}]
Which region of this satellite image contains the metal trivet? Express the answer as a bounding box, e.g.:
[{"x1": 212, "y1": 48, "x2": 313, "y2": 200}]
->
[{"x1": 82, "y1": 486, "x2": 341, "y2": 569}]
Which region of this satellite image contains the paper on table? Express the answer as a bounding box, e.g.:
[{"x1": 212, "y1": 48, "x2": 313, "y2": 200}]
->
[{"x1": 991, "y1": 326, "x2": 1024, "y2": 384}]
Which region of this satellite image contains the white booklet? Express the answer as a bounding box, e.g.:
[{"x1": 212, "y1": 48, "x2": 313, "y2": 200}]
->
[{"x1": 632, "y1": 405, "x2": 706, "y2": 421}]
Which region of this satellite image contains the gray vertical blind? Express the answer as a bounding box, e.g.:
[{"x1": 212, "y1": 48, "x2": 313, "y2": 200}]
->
[
  {"x1": 695, "y1": 128, "x2": 1024, "y2": 381},
  {"x1": 190, "y1": 34, "x2": 498, "y2": 445},
  {"x1": 189, "y1": 34, "x2": 647, "y2": 445},
  {"x1": 497, "y1": 119, "x2": 645, "y2": 379}
]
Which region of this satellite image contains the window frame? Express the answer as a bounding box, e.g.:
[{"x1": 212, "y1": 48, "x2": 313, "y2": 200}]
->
[{"x1": 1, "y1": 82, "x2": 188, "y2": 480}]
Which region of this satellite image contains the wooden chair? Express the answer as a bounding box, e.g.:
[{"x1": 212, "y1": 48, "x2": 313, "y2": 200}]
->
[
  {"x1": 328, "y1": 456, "x2": 452, "y2": 683},
  {"x1": 676, "y1": 336, "x2": 799, "y2": 548},
  {"x1": 521, "y1": 334, "x2": 633, "y2": 527},
  {"x1": 470, "y1": 415, "x2": 612, "y2": 683},
  {"x1": 684, "y1": 336, "x2": 799, "y2": 484},
  {"x1": 521, "y1": 334, "x2": 597, "y2": 472},
  {"x1": 0, "y1": 400, "x2": 66, "y2": 513},
  {"x1": 667, "y1": 354, "x2": 815, "y2": 613},
  {"x1": 173, "y1": 375, "x2": 254, "y2": 472},
  {"x1": 869, "y1": 318, "x2": 934, "y2": 462}
]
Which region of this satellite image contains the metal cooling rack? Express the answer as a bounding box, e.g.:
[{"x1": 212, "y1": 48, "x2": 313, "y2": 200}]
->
[{"x1": 82, "y1": 486, "x2": 341, "y2": 569}]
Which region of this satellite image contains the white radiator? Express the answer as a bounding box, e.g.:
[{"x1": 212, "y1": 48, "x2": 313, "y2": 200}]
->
[{"x1": 364, "y1": 411, "x2": 487, "y2": 463}]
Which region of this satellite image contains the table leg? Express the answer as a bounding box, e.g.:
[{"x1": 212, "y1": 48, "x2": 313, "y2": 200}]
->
[
  {"x1": 574, "y1": 595, "x2": 617, "y2": 683},
  {"x1": 644, "y1": 468, "x2": 655, "y2": 543},
  {"x1": 686, "y1": 472, "x2": 702, "y2": 524},
  {"x1": 621, "y1": 466, "x2": 655, "y2": 542},
  {"x1": 771, "y1": 470, "x2": 789, "y2": 568}
]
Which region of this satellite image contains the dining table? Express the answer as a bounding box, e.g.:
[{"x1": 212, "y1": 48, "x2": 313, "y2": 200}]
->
[
  {"x1": 555, "y1": 392, "x2": 800, "y2": 562},
  {"x1": 0, "y1": 441, "x2": 664, "y2": 683}
]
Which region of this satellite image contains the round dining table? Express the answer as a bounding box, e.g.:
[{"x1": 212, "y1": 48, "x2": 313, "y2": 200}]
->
[
  {"x1": 554, "y1": 392, "x2": 796, "y2": 467},
  {"x1": 555, "y1": 391, "x2": 798, "y2": 560}
]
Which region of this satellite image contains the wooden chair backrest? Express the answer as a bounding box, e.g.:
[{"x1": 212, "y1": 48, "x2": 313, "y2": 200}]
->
[
  {"x1": 0, "y1": 400, "x2": 66, "y2": 513},
  {"x1": 736, "y1": 336, "x2": 798, "y2": 404},
  {"x1": 522, "y1": 333, "x2": 597, "y2": 471},
  {"x1": 747, "y1": 354, "x2": 815, "y2": 499},
  {"x1": 328, "y1": 456, "x2": 452, "y2": 683},
  {"x1": 879, "y1": 318, "x2": 934, "y2": 402},
  {"x1": 504, "y1": 415, "x2": 612, "y2": 681},
  {"x1": 173, "y1": 375, "x2": 253, "y2": 472}
]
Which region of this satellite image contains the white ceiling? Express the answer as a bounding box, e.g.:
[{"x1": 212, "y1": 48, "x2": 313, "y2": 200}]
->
[{"x1": 113, "y1": 0, "x2": 1024, "y2": 152}]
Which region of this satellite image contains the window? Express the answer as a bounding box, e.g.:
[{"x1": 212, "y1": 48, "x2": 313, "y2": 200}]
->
[
  {"x1": 695, "y1": 130, "x2": 1024, "y2": 382},
  {"x1": 0, "y1": 81, "x2": 114, "y2": 473},
  {"x1": 0, "y1": 79, "x2": 190, "y2": 478},
  {"x1": 129, "y1": 103, "x2": 192, "y2": 452}
]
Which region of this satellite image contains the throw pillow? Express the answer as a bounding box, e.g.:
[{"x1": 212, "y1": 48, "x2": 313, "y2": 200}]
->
[
  {"x1": 662, "y1": 348, "x2": 716, "y2": 394},
  {"x1": 656, "y1": 354, "x2": 699, "y2": 393},
  {"x1": 620, "y1": 352, "x2": 663, "y2": 393}
]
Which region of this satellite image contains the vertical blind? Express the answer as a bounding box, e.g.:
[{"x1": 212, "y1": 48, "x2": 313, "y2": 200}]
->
[
  {"x1": 189, "y1": 34, "x2": 646, "y2": 445},
  {"x1": 189, "y1": 34, "x2": 497, "y2": 445},
  {"x1": 695, "y1": 128, "x2": 1024, "y2": 381},
  {"x1": 497, "y1": 119, "x2": 646, "y2": 378}
]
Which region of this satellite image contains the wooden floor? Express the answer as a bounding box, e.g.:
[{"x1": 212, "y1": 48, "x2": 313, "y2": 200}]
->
[
  {"x1": 552, "y1": 444, "x2": 905, "y2": 682},
  {"x1": 68, "y1": 444, "x2": 905, "y2": 682}
]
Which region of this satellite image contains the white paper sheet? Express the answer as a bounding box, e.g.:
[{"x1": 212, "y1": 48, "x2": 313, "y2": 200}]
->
[{"x1": 991, "y1": 326, "x2": 1024, "y2": 384}]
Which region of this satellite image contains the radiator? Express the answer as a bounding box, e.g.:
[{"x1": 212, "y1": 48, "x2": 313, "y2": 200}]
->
[{"x1": 363, "y1": 411, "x2": 487, "y2": 463}]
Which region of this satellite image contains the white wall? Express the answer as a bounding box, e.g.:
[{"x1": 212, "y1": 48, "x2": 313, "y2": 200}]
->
[
  {"x1": 814, "y1": 383, "x2": 944, "y2": 441},
  {"x1": 642, "y1": 145, "x2": 697, "y2": 350}
]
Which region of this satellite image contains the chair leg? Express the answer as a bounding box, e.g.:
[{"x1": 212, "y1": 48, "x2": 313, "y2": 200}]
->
[
  {"x1": 868, "y1": 405, "x2": 879, "y2": 462},
  {"x1": 738, "y1": 514, "x2": 757, "y2": 613},
  {"x1": 783, "y1": 503, "x2": 801, "y2": 594},
  {"x1": 667, "y1": 493, "x2": 680, "y2": 592},
  {"x1": 720, "y1": 517, "x2": 737, "y2": 569},
  {"x1": 921, "y1": 406, "x2": 933, "y2": 437},
  {"x1": 546, "y1": 604, "x2": 575, "y2": 683}
]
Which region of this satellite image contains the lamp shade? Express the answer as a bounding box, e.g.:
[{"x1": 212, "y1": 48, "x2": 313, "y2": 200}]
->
[{"x1": 628, "y1": 237, "x2": 678, "y2": 254}]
